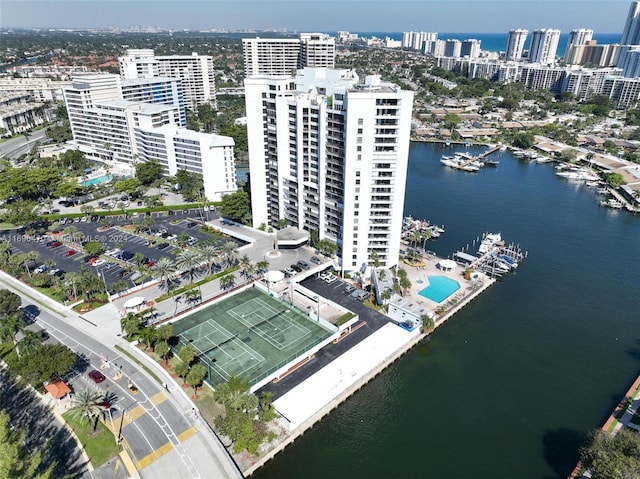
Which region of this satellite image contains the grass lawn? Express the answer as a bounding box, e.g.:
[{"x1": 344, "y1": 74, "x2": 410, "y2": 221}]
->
[
  {"x1": 193, "y1": 384, "x2": 225, "y2": 426},
  {"x1": 62, "y1": 412, "x2": 120, "y2": 468}
]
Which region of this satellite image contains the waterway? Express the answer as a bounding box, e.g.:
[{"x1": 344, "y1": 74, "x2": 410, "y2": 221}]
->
[{"x1": 253, "y1": 142, "x2": 640, "y2": 479}]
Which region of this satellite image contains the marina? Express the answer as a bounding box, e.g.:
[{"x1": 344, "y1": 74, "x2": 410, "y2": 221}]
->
[
  {"x1": 254, "y1": 141, "x2": 640, "y2": 479},
  {"x1": 440, "y1": 143, "x2": 503, "y2": 172}
]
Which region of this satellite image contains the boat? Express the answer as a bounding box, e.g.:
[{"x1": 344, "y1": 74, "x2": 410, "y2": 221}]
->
[
  {"x1": 478, "y1": 233, "x2": 502, "y2": 254},
  {"x1": 498, "y1": 253, "x2": 519, "y2": 269},
  {"x1": 596, "y1": 187, "x2": 609, "y2": 195},
  {"x1": 600, "y1": 198, "x2": 624, "y2": 209},
  {"x1": 535, "y1": 156, "x2": 552, "y2": 164},
  {"x1": 556, "y1": 168, "x2": 600, "y2": 182},
  {"x1": 585, "y1": 180, "x2": 600, "y2": 187},
  {"x1": 482, "y1": 159, "x2": 500, "y2": 167}
]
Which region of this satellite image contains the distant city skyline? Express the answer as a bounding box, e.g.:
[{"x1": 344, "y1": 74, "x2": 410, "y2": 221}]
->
[{"x1": 0, "y1": 1, "x2": 633, "y2": 34}]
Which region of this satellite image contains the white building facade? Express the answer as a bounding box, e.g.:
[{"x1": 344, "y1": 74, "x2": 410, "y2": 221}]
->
[
  {"x1": 529, "y1": 29, "x2": 561, "y2": 64},
  {"x1": 119, "y1": 49, "x2": 217, "y2": 109},
  {"x1": 245, "y1": 68, "x2": 413, "y2": 272},
  {"x1": 63, "y1": 74, "x2": 236, "y2": 200},
  {"x1": 505, "y1": 29, "x2": 528, "y2": 61},
  {"x1": 242, "y1": 34, "x2": 335, "y2": 77}
]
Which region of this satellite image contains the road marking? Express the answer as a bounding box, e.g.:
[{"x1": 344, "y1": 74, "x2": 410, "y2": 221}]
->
[
  {"x1": 135, "y1": 441, "x2": 174, "y2": 469},
  {"x1": 121, "y1": 404, "x2": 146, "y2": 426},
  {"x1": 119, "y1": 444, "x2": 138, "y2": 476},
  {"x1": 177, "y1": 426, "x2": 198, "y2": 443},
  {"x1": 149, "y1": 391, "x2": 168, "y2": 406}
]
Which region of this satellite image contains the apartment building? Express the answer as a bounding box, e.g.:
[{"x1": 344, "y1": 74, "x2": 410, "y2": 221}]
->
[
  {"x1": 119, "y1": 49, "x2": 217, "y2": 109},
  {"x1": 245, "y1": 68, "x2": 413, "y2": 271},
  {"x1": 63, "y1": 74, "x2": 236, "y2": 200},
  {"x1": 529, "y1": 29, "x2": 561, "y2": 64},
  {"x1": 505, "y1": 29, "x2": 528, "y2": 61},
  {"x1": 242, "y1": 34, "x2": 335, "y2": 77}
]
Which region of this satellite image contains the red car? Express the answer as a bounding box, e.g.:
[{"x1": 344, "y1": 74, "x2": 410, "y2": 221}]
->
[
  {"x1": 87, "y1": 257, "x2": 99, "y2": 265},
  {"x1": 64, "y1": 250, "x2": 77, "y2": 257},
  {"x1": 88, "y1": 370, "x2": 106, "y2": 383},
  {"x1": 50, "y1": 241, "x2": 63, "y2": 248}
]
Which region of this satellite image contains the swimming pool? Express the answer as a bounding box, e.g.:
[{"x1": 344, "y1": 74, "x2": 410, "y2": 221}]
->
[
  {"x1": 79, "y1": 174, "x2": 113, "y2": 187},
  {"x1": 418, "y1": 276, "x2": 460, "y2": 303}
]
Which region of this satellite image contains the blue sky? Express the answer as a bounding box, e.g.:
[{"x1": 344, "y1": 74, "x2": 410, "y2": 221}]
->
[{"x1": 0, "y1": 1, "x2": 632, "y2": 33}]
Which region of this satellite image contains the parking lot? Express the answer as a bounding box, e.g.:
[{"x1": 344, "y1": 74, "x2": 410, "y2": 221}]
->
[{"x1": 4, "y1": 208, "x2": 244, "y2": 292}]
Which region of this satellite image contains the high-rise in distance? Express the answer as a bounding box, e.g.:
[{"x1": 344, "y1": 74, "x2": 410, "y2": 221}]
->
[
  {"x1": 505, "y1": 29, "x2": 528, "y2": 61},
  {"x1": 528, "y1": 29, "x2": 561, "y2": 64}
]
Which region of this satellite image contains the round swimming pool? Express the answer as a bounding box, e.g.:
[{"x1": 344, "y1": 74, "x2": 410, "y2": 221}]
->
[{"x1": 418, "y1": 275, "x2": 460, "y2": 303}]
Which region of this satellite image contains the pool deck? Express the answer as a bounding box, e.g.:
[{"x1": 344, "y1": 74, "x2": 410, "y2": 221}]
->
[{"x1": 399, "y1": 254, "x2": 494, "y2": 322}]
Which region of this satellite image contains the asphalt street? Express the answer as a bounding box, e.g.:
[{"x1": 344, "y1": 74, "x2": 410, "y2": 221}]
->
[
  {"x1": 0, "y1": 129, "x2": 48, "y2": 160},
  {"x1": 0, "y1": 273, "x2": 243, "y2": 479}
]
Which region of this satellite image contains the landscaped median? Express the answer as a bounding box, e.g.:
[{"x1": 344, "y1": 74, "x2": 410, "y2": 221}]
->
[{"x1": 62, "y1": 411, "x2": 121, "y2": 468}]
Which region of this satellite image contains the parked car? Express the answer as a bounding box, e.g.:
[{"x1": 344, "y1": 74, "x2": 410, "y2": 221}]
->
[
  {"x1": 50, "y1": 241, "x2": 63, "y2": 248},
  {"x1": 92, "y1": 259, "x2": 106, "y2": 267},
  {"x1": 64, "y1": 250, "x2": 77, "y2": 257},
  {"x1": 310, "y1": 256, "x2": 321, "y2": 264},
  {"x1": 88, "y1": 370, "x2": 106, "y2": 383},
  {"x1": 39, "y1": 330, "x2": 50, "y2": 341},
  {"x1": 297, "y1": 260, "x2": 310, "y2": 270},
  {"x1": 344, "y1": 284, "x2": 356, "y2": 294},
  {"x1": 290, "y1": 264, "x2": 302, "y2": 273},
  {"x1": 34, "y1": 265, "x2": 47, "y2": 274}
]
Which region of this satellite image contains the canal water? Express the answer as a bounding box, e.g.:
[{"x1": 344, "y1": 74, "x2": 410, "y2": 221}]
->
[{"x1": 253, "y1": 142, "x2": 640, "y2": 479}]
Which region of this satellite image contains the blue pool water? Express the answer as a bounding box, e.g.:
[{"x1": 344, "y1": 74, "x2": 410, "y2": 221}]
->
[
  {"x1": 418, "y1": 276, "x2": 460, "y2": 303},
  {"x1": 79, "y1": 174, "x2": 113, "y2": 187}
]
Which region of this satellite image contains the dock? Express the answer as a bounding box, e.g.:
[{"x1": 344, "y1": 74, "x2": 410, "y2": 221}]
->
[{"x1": 441, "y1": 144, "x2": 503, "y2": 172}]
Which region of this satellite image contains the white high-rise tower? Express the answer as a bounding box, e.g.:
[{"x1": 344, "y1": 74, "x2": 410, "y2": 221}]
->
[
  {"x1": 245, "y1": 68, "x2": 414, "y2": 271},
  {"x1": 568, "y1": 29, "x2": 594, "y2": 47},
  {"x1": 505, "y1": 29, "x2": 528, "y2": 61},
  {"x1": 529, "y1": 29, "x2": 561, "y2": 64}
]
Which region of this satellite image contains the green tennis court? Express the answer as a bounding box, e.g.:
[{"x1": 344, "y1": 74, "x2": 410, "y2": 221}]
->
[{"x1": 172, "y1": 287, "x2": 334, "y2": 387}]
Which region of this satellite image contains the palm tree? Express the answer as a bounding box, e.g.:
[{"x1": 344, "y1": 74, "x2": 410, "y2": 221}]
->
[
  {"x1": 186, "y1": 364, "x2": 208, "y2": 397},
  {"x1": 151, "y1": 257, "x2": 176, "y2": 292},
  {"x1": 380, "y1": 289, "x2": 392, "y2": 310},
  {"x1": 173, "y1": 361, "x2": 189, "y2": 384},
  {"x1": 155, "y1": 340, "x2": 171, "y2": 365},
  {"x1": 0, "y1": 313, "x2": 24, "y2": 345},
  {"x1": 219, "y1": 241, "x2": 238, "y2": 269},
  {"x1": 176, "y1": 249, "x2": 201, "y2": 284},
  {"x1": 219, "y1": 273, "x2": 236, "y2": 291},
  {"x1": 69, "y1": 389, "x2": 103, "y2": 432},
  {"x1": 421, "y1": 315, "x2": 435, "y2": 334},
  {"x1": 184, "y1": 287, "x2": 201, "y2": 306},
  {"x1": 239, "y1": 254, "x2": 251, "y2": 266},
  {"x1": 411, "y1": 230, "x2": 422, "y2": 249},
  {"x1": 138, "y1": 326, "x2": 159, "y2": 351},
  {"x1": 120, "y1": 312, "x2": 142, "y2": 337},
  {"x1": 197, "y1": 244, "x2": 219, "y2": 276},
  {"x1": 241, "y1": 263, "x2": 257, "y2": 282},
  {"x1": 16, "y1": 330, "x2": 41, "y2": 358},
  {"x1": 157, "y1": 324, "x2": 173, "y2": 342},
  {"x1": 255, "y1": 260, "x2": 269, "y2": 274}
]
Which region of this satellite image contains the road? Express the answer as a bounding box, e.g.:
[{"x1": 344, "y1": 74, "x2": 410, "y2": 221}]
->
[
  {"x1": 0, "y1": 129, "x2": 48, "y2": 160},
  {"x1": 0, "y1": 273, "x2": 243, "y2": 479}
]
